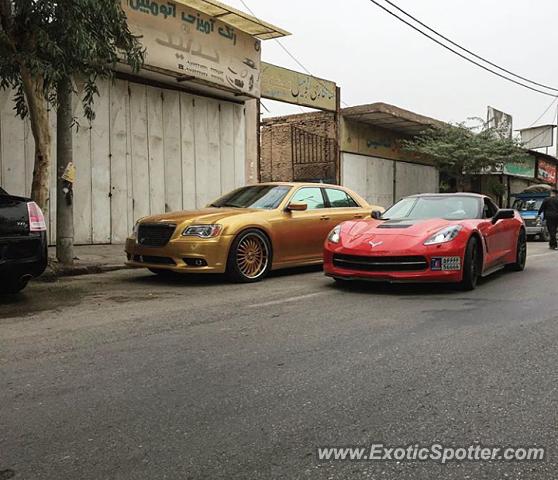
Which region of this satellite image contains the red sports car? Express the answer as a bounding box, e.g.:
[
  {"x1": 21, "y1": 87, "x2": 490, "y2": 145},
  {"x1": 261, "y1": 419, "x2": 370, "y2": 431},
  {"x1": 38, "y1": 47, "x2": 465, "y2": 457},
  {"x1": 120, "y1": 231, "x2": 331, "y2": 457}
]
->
[{"x1": 324, "y1": 193, "x2": 526, "y2": 290}]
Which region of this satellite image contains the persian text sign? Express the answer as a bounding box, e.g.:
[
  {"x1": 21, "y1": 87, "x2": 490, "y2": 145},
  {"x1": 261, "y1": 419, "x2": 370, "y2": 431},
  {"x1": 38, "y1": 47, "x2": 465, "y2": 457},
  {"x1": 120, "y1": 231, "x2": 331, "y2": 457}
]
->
[
  {"x1": 537, "y1": 159, "x2": 557, "y2": 185},
  {"x1": 261, "y1": 63, "x2": 337, "y2": 111},
  {"x1": 123, "y1": 0, "x2": 261, "y2": 96},
  {"x1": 503, "y1": 157, "x2": 535, "y2": 178}
]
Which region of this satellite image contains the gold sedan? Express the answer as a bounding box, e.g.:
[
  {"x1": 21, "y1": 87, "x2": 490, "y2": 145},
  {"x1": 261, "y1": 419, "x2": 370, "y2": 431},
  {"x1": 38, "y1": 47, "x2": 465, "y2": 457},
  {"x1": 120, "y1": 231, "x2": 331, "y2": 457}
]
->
[{"x1": 125, "y1": 182, "x2": 381, "y2": 282}]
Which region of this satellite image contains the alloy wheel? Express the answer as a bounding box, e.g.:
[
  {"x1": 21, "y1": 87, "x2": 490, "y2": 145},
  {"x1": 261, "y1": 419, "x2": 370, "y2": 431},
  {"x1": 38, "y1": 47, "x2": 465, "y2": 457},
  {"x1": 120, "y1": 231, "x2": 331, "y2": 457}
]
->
[{"x1": 236, "y1": 234, "x2": 269, "y2": 279}]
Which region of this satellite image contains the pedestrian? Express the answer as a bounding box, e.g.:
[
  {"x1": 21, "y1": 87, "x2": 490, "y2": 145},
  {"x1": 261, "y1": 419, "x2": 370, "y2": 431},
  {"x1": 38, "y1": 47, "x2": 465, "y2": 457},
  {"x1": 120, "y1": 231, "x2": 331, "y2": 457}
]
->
[{"x1": 538, "y1": 189, "x2": 558, "y2": 250}]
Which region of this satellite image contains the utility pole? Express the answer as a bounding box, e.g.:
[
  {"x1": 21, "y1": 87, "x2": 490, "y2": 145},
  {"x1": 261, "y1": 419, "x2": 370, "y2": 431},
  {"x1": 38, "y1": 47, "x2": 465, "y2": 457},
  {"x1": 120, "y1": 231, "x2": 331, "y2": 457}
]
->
[{"x1": 56, "y1": 77, "x2": 74, "y2": 265}]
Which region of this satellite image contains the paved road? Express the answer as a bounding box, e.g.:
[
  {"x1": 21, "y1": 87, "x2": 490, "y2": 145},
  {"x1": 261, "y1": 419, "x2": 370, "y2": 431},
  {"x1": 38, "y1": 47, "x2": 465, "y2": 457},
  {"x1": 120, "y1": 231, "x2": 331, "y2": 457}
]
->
[{"x1": 1, "y1": 243, "x2": 557, "y2": 479}]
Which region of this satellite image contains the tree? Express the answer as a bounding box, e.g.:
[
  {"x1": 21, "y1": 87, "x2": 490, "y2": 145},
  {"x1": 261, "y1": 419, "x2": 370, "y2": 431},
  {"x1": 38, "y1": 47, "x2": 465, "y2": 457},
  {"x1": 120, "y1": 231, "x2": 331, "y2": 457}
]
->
[
  {"x1": 402, "y1": 119, "x2": 528, "y2": 191},
  {"x1": 0, "y1": 0, "x2": 144, "y2": 214}
]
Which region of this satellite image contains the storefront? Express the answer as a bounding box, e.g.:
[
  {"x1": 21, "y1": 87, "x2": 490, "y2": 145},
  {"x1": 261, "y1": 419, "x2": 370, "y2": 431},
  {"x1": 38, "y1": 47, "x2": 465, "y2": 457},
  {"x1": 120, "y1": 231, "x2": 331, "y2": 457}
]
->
[
  {"x1": 0, "y1": 0, "x2": 288, "y2": 244},
  {"x1": 260, "y1": 103, "x2": 442, "y2": 210},
  {"x1": 340, "y1": 103, "x2": 441, "y2": 208}
]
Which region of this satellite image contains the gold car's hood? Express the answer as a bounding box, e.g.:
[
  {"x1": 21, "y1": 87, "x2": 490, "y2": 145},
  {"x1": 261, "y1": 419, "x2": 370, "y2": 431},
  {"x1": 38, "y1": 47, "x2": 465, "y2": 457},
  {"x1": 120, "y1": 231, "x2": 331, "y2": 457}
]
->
[{"x1": 139, "y1": 208, "x2": 259, "y2": 225}]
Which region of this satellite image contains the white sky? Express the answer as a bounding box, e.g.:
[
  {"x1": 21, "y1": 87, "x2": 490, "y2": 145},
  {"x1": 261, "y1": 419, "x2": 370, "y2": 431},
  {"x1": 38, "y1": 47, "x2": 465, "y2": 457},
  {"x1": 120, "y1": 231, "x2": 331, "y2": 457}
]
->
[{"x1": 225, "y1": 0, "x2": 558, "y2": 131}]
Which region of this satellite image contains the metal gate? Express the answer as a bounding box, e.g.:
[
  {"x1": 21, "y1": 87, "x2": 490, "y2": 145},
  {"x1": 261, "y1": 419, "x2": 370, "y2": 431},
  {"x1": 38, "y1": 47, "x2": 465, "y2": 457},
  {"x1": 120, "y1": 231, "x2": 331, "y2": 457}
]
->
[{"x1": 291, "y1": 126, "x2": 337, "y2": 184}]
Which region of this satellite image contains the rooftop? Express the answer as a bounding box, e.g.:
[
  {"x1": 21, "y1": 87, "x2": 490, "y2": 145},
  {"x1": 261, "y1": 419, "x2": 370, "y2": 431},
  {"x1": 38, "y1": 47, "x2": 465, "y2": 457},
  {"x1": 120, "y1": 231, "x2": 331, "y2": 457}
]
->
[
  {"x1": 342, "y1": 102, "x2": 445, "y2": 135},
  {"x1": 174, "y1": 0, "x2": 290, "y2": 39}
]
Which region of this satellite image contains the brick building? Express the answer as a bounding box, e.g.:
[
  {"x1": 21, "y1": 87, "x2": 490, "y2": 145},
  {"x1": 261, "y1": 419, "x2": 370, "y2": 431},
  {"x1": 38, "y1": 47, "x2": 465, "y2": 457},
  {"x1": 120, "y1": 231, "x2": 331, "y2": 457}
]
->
[{"x1": 261, "y1": 103, "x2": 442, "y2": 208}]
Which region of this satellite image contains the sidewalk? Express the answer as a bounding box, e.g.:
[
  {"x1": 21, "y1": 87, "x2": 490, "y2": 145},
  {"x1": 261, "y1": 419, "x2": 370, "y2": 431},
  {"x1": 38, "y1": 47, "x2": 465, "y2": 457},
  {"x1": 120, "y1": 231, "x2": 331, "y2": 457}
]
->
[{"x1": 43, "y1": 244, "x2": 129, "y2": 280}]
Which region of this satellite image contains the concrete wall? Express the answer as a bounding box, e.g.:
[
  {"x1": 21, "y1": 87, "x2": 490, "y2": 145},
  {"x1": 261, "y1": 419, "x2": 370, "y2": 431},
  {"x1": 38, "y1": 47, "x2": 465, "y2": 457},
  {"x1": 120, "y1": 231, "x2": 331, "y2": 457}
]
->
[
  {"x1": 395, "y1": 161, "x2": 439, "y2": 201},
  {"x1": 342, "y1": 152, "x2": 439, "y2": 209},
  {"x1": 0, "y1": 78, "x2": 246, "y2": 245}
]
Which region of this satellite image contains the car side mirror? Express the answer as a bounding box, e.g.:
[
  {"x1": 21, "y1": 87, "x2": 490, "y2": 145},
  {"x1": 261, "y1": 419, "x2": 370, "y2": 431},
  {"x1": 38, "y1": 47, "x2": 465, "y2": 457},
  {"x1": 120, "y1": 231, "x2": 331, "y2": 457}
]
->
[
  {"x1": 492, "y1": 209, "x2": 515, "y2": 224},
  {"x1": 286, "y1": 201, "x2": 308, "y2": 212},
  {"x1": 371, "y1": 210, "x2": 383, "y2": 220}
]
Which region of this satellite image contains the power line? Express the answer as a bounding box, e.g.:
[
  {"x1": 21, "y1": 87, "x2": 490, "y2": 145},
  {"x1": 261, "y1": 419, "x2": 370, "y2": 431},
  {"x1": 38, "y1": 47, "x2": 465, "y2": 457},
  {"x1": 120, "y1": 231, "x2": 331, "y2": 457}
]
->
[
  {"x1": 238, "y1": 0, "x2": 350, "y2": 107},
  {"x1": 381, "y1": 0, "x2": 558, "y2": 94},
  {"x1": 368, "y1": 0, "x2": 558, "y2": 98},
  {"x1": 528, "y1": 97, "x2": 558, "y2": 128}
]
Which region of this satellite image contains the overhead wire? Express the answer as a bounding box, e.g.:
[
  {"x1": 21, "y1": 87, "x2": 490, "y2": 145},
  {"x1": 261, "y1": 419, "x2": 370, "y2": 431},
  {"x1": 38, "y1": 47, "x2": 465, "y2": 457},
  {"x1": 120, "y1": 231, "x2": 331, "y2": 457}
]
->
[
  {"x1": 367, "y1": 0, "x2": 558, "y2": 98},
  {"x1": 380, "y1": 0, "x2": 558, "y2": 94},
  {"x1": 238, "y1": 0, "x2": 350, "y2": 108}
]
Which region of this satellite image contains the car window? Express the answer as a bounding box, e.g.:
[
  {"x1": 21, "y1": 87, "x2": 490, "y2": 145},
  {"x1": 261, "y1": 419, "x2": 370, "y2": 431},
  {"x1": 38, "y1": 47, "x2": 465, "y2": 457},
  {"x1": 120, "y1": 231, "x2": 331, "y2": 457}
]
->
[
  {"x1": 325, "y1": 188, "x2": 359, "y2": 208},
  {"x1": 512, "y1": 198, "x2": 543, "y2": 212},
  {"x1": 211, "y1": 185, "x2": 291, "y2": 209},
  {"x1": 382, "y1": 196, "x2": 481, "y2": 220},
  {"x1": 483, "y1": 198, "x2": 498, "y2": 218},
  {"x1": 290, "y1": 187, "x2": 325, "y2": 210}
]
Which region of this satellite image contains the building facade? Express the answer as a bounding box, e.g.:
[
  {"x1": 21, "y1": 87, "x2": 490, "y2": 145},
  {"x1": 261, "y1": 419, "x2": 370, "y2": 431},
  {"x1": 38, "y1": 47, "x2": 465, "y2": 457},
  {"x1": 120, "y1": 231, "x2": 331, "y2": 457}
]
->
[
  {"x1": 0, "y1": 0, "x2": 287, "y2": 245},
  {"x1": 261, "y1": 103, "x2": 441, "y2": 209}
]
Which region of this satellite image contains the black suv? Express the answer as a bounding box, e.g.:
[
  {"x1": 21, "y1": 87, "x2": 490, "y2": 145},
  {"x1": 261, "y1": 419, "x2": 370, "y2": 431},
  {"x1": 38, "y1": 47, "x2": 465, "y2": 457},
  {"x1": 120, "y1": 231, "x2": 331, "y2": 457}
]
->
[{"x1": 0, "y1": 187, "x2": 48, "y2": 293}]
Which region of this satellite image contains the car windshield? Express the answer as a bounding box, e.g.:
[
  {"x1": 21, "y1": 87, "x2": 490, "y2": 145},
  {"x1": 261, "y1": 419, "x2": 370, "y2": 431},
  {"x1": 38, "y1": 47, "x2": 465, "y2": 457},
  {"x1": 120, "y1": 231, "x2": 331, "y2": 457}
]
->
[
  {"x1": 512, "y1": 198, "x2": 543, "y2": 212},
  {"x1": 210, "y1": 185, "x2": 291, "y2": 209},
  {"x1": 382, "y1": 196, "x2": 481, "y2": 220}
]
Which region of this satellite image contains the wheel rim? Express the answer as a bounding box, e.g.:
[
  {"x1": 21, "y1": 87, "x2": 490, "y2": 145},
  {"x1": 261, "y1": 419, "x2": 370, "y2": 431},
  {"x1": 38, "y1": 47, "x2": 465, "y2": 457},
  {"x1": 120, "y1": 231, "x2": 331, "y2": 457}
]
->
[{"x1": 236, "y1": 235, "x2": 269, "y2": 279}]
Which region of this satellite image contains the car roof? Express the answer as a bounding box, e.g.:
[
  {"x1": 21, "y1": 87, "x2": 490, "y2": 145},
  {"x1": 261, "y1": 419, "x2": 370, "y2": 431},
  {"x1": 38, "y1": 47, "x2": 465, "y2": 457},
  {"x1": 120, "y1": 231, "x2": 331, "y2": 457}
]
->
[
  {"x1": 257, "y1": 181, "x2": 344, "y2": 189},
  {"x1": 407, "y1": 192, "x2": 486, "y2": 199}
]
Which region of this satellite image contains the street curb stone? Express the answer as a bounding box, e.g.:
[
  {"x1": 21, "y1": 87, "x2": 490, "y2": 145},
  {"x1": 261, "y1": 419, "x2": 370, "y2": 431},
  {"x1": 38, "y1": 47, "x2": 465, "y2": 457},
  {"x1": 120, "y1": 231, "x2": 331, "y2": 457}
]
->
[{"x1": 37, "y1": 261, "x2": 130, "y2": 282}]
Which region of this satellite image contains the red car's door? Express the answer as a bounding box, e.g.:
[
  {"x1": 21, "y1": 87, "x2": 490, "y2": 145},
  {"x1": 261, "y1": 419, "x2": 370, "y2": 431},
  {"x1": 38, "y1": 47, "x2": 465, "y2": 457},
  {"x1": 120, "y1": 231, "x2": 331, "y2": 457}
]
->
[
  {"x1": 477, "y1": 198, "x2": 508, "y2": 269},
  {"x1": 499, "y1": 216, "x2": 520, "y2": 259}
]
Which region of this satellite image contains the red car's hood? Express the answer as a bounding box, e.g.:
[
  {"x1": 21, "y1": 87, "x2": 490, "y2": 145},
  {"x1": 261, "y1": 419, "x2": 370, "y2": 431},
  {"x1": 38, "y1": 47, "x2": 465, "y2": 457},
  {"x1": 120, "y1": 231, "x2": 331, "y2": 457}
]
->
[{"x1": 340, "y1": 218, "x2": 461, "y2": 252}]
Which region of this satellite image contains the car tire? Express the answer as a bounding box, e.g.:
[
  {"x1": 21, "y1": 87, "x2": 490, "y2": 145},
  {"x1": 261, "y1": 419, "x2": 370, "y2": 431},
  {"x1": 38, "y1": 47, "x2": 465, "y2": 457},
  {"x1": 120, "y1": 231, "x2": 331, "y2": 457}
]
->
[
  {"x1": 227, "y1": 229, "x2": 272, "y2": 283},
  {"x1": 508, "y1": 230, "x2": 527, "y2": 272},
  {"x1": 459, "y1": 237, "x2": 481, "y2": 291},
  {"x1": 541, "y1": 228, "x2": 550, "y2": 243}
]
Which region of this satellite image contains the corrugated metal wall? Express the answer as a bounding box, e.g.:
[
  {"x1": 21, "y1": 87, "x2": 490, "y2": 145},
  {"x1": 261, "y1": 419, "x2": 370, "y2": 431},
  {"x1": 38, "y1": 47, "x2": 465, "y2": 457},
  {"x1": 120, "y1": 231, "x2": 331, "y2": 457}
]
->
[
  {"x1": 0, "y1": 78, "x2": 246, "y2": 244},
  {"x1": 341, "y1": 152, "x2": 439, "y2": 209}
]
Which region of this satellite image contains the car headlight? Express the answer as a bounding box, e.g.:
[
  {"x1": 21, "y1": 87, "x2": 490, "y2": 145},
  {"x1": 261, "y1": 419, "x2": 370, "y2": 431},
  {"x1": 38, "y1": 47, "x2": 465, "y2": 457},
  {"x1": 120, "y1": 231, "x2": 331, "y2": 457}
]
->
[
  {"x1": 424, "y1": 225, "x2": 463, "y2": 245},
  {"x1": 536, "y1": 216, "x2": 542, "y2": 227},
  {"x1": 328, "y1": 225, "x2": 341, "y2": 244},
  {"x1": 182, "y1": 224, "x2": 222, "y2": 238}
]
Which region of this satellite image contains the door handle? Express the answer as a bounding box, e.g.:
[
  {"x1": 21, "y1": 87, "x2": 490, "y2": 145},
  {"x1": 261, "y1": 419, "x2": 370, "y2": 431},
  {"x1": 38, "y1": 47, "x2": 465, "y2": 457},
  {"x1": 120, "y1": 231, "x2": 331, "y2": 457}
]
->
[
  {"x1": 353, "y1": 214, "x2": 364, "y2": 219},
  {"x1": 320, "y1": 216, "x2": 331, "y2": 221}
]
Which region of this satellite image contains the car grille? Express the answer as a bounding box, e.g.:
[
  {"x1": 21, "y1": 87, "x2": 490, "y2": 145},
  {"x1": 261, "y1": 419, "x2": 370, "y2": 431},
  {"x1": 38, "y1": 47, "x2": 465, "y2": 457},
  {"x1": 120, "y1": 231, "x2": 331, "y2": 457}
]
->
[
  {"x1": 524, "y1": 218, "x2": 537, "y2": 227},
  {"x1": 132, "y1": 254, "x2": 175, "y2": 265},
  {"x1": 137, "y1": 224, "x2": 176, "y2": 247},
  {"x1": 333, "y1": 254, "x2": 428, "y2": 272}
]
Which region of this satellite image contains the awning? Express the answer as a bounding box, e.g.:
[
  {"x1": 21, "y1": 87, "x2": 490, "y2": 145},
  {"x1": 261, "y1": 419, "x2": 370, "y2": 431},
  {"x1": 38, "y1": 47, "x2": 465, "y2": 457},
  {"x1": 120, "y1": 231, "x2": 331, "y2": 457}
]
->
[
  {"x1": 342, "y1": 102, "x2": 444, "y2": 135},
  {"x1": 174, "y1": 0, "x2": 290, "y2": 39}
]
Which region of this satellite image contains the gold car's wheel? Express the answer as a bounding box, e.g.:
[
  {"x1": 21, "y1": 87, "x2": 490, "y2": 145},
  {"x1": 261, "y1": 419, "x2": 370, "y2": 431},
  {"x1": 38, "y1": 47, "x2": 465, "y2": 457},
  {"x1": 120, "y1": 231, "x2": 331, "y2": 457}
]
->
[
  {"x1": 237, "y1": 236, "x2": 268, "y2": 278},
  {"x1": 227, "y1": 230, "x2": 271, "y2": 283}
]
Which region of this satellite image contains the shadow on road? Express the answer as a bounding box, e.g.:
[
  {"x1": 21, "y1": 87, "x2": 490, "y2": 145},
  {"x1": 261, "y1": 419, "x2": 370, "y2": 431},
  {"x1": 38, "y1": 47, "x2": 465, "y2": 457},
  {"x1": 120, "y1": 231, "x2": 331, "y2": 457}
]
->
[
  {"x1": 123, "y1": 264, "x2": 324, "y2": 288},
  {"x1": 325, "y1": 268, "x2": 514, "y2": 297}
]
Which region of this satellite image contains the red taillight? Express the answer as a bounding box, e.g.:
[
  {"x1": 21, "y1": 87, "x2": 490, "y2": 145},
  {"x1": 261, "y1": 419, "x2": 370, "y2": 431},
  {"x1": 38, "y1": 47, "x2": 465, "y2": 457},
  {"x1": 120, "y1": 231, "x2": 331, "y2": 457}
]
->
[{"x1": 27, "y1": 202, "x2": 47, "y2": 232}]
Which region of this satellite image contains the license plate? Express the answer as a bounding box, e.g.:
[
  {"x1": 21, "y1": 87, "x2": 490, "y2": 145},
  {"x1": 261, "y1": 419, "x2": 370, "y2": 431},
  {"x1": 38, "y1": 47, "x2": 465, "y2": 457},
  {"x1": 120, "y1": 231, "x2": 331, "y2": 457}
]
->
[{"x1": 431, "y1": 256, "x2": 461, "y2": 271}]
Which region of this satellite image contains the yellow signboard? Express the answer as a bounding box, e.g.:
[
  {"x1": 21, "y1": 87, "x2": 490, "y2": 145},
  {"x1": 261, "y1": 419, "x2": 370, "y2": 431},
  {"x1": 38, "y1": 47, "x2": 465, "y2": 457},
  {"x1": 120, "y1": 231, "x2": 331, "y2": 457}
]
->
[
  {"x1": 261, "y1": 62, "x2": 337, "y2": 112},
  {"x1": 123, "y1": 0, "x2": 262, "y2": 97}
]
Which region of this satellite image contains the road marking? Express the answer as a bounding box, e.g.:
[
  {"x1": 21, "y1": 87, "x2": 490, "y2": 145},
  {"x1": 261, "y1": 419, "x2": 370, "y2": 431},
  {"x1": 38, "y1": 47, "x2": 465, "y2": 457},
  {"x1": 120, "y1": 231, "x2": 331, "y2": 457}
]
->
[{"x1": 248, "y1": 292, "x2": 328, "y2": 308}]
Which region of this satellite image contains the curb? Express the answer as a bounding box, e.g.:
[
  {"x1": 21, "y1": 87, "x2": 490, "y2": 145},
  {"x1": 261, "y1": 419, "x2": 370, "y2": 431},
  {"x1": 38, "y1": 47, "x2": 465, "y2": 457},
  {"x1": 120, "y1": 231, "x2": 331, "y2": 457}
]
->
[{"x1": 37, "y1": 262, "x2": 131, "y2": 282}]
